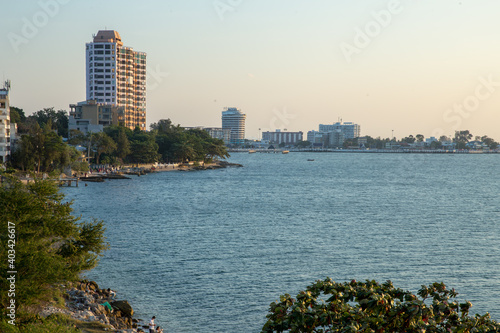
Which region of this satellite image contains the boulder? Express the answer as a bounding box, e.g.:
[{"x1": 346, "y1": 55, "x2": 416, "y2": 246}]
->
[{"x1": 111, "y1": 300, "x2": 134, "y2": 317}]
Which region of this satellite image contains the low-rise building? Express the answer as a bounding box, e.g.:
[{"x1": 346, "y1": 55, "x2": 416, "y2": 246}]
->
[
  {"x1": 262, "y1": 129, "x2": 303, "y2": 145},
  {"x1": 69, "y1": 100, "x2": 123, "y2": 135},
  {"x1": 307, "y1": 130, "x2": 327, "y2": 145},
  {"x1": 184, "y1": 126, "x2": 232, "y2": 144},
  {"x1": 328, "y1": 131, "x2": 344, "y2": 147},
  {"x1": 204, "y1": 127, "x2": 231, "y2": 144}
]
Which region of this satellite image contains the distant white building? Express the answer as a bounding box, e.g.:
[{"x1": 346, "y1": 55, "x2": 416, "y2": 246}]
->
[
  {"x1": 425, "y1": 137, "x2": 438, "y2": 145},
  {"x1": 221, "y1": 107, "x2": 246, "y2": 145},
  {"x1": 184, "y1": 126, "x2": 232, "y2": 145},
  {"x1": 319, "y1": 121, "x2": 360, "y2": 139},
  {"x1": 307, "y1": 130, "x2": 327, "y2": 144},
  {"x1": 262, "y1": 129, "x2": 303, "y2": 145},
  {"x1": 0, "y1": 80, "x2": 13, "y2": 164}
]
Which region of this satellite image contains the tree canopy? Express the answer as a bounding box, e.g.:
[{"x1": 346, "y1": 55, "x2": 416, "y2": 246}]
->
[
  {"x1": 262, "y1": 278, "x2": 500, "y2": 333},
  {"x1": 26, "y1": 107, "x2": 69, "y2": 138},
  {"x1": 0, "y1": 178, "x2": 108, "y2": 313}
]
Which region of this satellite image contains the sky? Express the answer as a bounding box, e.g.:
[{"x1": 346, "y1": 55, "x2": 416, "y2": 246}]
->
[{"x1": 2, "y1": 0, "x2": 500, "y2": 140}]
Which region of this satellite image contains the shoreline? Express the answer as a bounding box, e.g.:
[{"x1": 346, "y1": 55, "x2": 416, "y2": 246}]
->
[
  {"x1": 229, "y1": 148, "x2": 500, "y2": 154},
  {"x1": 77, "y1": 160, "x2": 243, "y2": 181},
  {"x1": 39, "y1": 280, "x2": 150, "y2": 333}
]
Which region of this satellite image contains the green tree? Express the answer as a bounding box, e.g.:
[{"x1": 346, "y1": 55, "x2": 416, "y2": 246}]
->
[
  {"x1": 172, "y1": 141, "x2": 195, "y2": 163},
  {"x1": 92, "y1": 132, "x2": 117, "y2": 165},
  {"x1": 342, "y1": 138, "x2": 358, "y2": 148},
  {"x1": 439, "y1": 135, "x2": 451, "y2": 142},
  {"x1": 0, "y1": 178, "x2": 108, "y2": 314},
  {"x1": 454, "y1": 130, "x2": 473, "y2": 150},
  {"x1": 430, "y1": 140, "x2": 443, "y2": 149},
  {"x1": 481, "y1": 135, "x2": 499, "y2": 150},
  {"x1": 129, "y1": 130, "x2": 160, "y2": 163},
  {"x1": 416, "y1": 134, "x2": 424, "y2": 142},
  {"x1": 402, "y1": 135, "x2": 416, "y2": 143},
  {"x1": 150, "y1": 118, "x2": 183, "y2": 134},
  {"x1": 28, "y1": 107, "x2": 69, "y2": 138},
  {"x1": 9, "y1": 106, "x2": 26, "y2": 124},
  {"x1": 295, "y1": 141, "x2": 312, "y2": 148},
  {"x1": 12, "y1": 123, "x2": 80, "y2": 173},
  {"x1": 262, "y1": 278, "x2": 500, "y2": 333},
  {"x1": 114, "y1": 128, "x2": 131, "y2": 160}
]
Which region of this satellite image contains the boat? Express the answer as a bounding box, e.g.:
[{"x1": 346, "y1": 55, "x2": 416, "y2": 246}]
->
[
  {"x1": 282, "y1": 150, "x2": 289, "y2": 154},
  {"x1": 307, "y1": 159, "x2": 315, "y2": 161},
  {"x1": 248, "y1": 150, "x2": 256, "y2": 154}
]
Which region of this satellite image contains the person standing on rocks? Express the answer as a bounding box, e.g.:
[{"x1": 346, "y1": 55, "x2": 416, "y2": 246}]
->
[{"x1": 149, "y1": 316, "x2": 156, "y2": 333}]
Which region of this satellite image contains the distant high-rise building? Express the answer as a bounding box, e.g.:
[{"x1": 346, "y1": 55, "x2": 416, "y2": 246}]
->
[
  {"x1": 86, "y1": 30, "x2": 146, "y2": 130},
  {"x1": 0, "y1": 80, "x2": 16, "y2": 163},
  {"x1": 319, "y1": 121, "x2": 360, "y2": 139},
  {"x1": 221, "y1": 107, "x2": 246, "y2": 145}
]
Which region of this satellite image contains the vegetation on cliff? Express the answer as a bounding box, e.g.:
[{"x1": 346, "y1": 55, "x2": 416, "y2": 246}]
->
[{"x1": 0, "y1": 178, "x2": 108, "y2": 331}]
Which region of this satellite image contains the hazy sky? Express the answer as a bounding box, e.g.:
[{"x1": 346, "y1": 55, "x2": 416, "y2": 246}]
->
[{"x1": 2, "y1": 0, "x2": 500, "y2": 139}]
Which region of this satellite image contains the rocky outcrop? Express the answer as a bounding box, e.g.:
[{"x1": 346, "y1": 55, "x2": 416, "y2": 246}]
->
[
  {"x1": 40, "y1": 280, "x2": 143, "y2": 332},
  {"x1": 191, "y1": 161, "x2": 244, "y2": 171}
]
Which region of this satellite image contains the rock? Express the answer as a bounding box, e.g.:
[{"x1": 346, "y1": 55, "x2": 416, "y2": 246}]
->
[
  {"x1": 111, "y1": 300, "x2": 134, "y2": 317},
  {"x1": 98, "y1": 313, "x2": 110, "y2": 325},
  {"x1": 88, "y1": 281, "x2": 99, "y2": 291},
  {"x1": 91, "y1": 303, "x2": 105, "y2": 315}
]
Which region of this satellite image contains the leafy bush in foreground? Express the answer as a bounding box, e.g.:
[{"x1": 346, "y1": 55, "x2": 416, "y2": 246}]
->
[{"x1": 262, "y1": 278, "x2": 500, "y2": 332}]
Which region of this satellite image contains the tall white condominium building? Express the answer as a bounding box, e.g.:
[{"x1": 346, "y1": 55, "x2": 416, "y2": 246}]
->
[
  {"x1": 221, "y1": 107, "x2": 246, "y2": 145},
  {"x1": 0, "y1": 81, "x2": 12, "y2": 163},
  {"x1": 86, "y1": 30, "x2": 146, "y2": 130}
]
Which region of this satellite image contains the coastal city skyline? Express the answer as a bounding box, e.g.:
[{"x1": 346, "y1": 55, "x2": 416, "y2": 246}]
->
[{"x1": 3, "y1": 1, "x2": 500, "y2": 140}]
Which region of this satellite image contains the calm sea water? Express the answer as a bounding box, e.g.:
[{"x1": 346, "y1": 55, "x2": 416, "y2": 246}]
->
[{"x1": 63, "y1": 153, "x2": 500, "y2": 332}]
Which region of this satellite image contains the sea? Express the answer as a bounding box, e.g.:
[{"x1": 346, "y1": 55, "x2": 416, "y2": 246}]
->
[{"x1": 62, "y1": 152, "x2": 500, "y2": 332}]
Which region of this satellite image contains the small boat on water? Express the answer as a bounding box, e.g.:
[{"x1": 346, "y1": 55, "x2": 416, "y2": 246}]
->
[
  {"x1": 248, "y1": 150, "x2": 256, "y2": 154},
  {"x1": 282, "y1": 150, "x2": 289, "y2": 154},
  {"x1": 307, "y1": 159, "x2": 315, "y2": 161}
]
